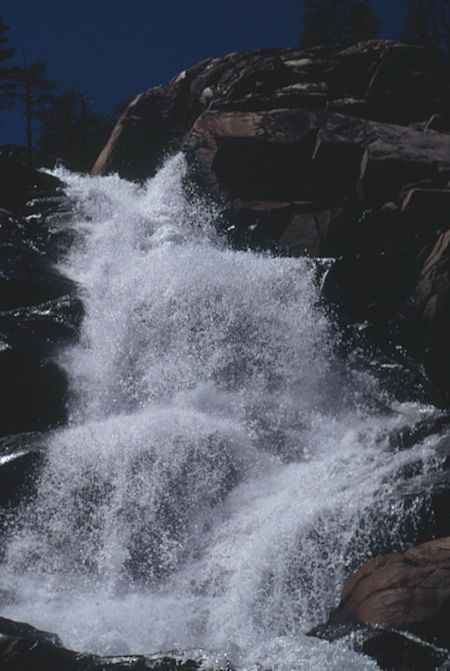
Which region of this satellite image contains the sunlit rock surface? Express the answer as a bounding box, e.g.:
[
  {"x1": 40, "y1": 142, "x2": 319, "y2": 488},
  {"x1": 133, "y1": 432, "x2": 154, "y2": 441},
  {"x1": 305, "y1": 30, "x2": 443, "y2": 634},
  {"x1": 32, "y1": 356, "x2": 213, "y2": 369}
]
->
[{"x1": 92, "y1": 40, "x2": 450, "y2": 399}]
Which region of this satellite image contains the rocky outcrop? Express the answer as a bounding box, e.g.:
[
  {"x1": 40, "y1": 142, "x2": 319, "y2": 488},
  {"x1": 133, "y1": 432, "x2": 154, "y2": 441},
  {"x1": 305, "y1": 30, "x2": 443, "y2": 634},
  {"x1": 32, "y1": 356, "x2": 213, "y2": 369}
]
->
[
  {"x1": 92, "y1": 40, "x2": 450, "y2": 401},
  {"x1": 0, "y1": 616, "x2": 214, "y2": 671},
  {"x1": 326, "y1": 536, "x2": 450, "y2": 646},
  {"x1": 309, "y1": 537, "x2": 450, "y2": 669},
  {"x1": 92, "y1": 41, "x2": 450, "y2": 181},
  {"x1": 0, "y1": 149, "x2": 81, "y2": 511}
]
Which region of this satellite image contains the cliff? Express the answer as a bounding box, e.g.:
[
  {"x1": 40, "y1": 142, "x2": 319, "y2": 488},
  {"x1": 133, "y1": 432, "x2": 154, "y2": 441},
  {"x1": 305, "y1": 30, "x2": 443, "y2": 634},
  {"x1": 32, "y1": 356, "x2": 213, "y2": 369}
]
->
[{"x1": 93, "y1": 39, "x2": 450, "y2": 403}]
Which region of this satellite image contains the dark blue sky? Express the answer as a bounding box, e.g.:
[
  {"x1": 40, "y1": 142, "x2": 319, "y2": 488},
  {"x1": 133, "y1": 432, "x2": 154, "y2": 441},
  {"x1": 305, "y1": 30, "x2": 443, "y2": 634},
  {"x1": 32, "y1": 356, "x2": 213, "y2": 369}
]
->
[{"x1": 1, "y1": 0, "x2": 405, "y2": 145}]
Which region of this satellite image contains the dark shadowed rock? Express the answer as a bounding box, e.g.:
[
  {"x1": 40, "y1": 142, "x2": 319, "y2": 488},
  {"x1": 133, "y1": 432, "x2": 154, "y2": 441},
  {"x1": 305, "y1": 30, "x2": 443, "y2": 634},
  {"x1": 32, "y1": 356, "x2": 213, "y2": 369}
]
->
[
  {"x1": 0, "y1": 616, "x2": 222, "y2": 671},
  {"x1": 361, "y1": 630, "x2": 449, "y2": 671},
  {"x1": 0, "y1": 245, "x2": 77, "y2": 311},
  {"x1": 0, "y1": 158, "x2": 80, "y2": 440},
  {"x1": 0, "y1": 349, "x2": 68, "y2": 437},
  {"x1": 310, "y1": 623, "x2": 449, "y2": 671},
  {"x1": 401, "y1": 229, "x2": 450, "y2": 400},
  {"x1": 0, "y1": 433, "x2": 44, "y2": 510},
  {"x1": 0, "y1": 147, "x2": 63, "y2": 218},
  {"x1": 183, "y1": 108, "x2": 320, "y2": 202},
  {"x1": 0, "y1": 295, "x2": 83, "y2": 356}
]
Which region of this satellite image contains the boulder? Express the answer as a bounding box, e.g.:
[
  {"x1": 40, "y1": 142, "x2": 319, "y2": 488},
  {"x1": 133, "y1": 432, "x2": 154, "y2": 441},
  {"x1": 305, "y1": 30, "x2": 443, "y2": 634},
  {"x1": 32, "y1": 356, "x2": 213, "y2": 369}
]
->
[
  {"x1": 92, "y1": 41, "x2": 450, "y2": 181},
  {"x1": 323, "y1": 537, "x2": 450, "y2": 649},
  {"x1": 0, "y1": 617, "x2": 209, "y2": 671}
]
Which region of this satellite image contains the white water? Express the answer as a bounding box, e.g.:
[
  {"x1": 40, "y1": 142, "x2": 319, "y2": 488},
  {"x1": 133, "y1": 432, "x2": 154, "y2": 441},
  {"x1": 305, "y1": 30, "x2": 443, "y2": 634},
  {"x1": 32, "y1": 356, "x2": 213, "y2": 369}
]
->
[{"x1": 0, "y1": 155, "x2": 444, "y2": 669}]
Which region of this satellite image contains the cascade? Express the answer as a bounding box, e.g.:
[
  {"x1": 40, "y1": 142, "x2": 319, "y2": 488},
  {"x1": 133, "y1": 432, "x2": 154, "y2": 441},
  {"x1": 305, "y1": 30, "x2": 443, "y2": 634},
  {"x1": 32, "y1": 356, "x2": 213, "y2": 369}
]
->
[{"x1": 0, "y1": 155, "x2": 444, "y2": 670}]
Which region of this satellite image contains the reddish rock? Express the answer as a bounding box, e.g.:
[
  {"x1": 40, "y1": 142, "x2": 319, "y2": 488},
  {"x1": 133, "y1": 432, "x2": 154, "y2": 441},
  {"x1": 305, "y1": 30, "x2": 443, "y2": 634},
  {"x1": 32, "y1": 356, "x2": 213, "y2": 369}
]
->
[
  {"x1": 327, "y1": 537, "x2": 450, "y2": 648},
  {"x1": 92, "y1": 41, "x2": 450, "y2": 182},
  {"x1": 358, "y1": 128, "x2": 450, "y2": 206},
  {"x1": 183, "y1": 108, "x2": 320, "y2": 201},
  {"x1": 278, "y1": 206, "x2": 345, "y2": 256},
  {"x1": 91, "y1": 40, "x2": 450, "y2": 398},
  {"x1": 408, "y1": 230, "x2": 450, "y2": 398}
]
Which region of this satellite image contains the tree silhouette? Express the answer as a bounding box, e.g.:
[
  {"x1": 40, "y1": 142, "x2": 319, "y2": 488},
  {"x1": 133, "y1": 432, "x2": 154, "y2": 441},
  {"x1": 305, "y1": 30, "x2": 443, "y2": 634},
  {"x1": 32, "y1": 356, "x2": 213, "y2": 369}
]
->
[
  {"x1": 346, "y1": 0, "x2": 382, "y2": 42},
  {"x1": 400, "y1": 0, "x2": 441, "y2": 46},
  {"x1": 37, "y1": 89, "x2": 113, "y2": 171},
  {"x1": 300, "y1": 0, "x2": 380, "y2": 47},
  {"x1": 14, "y1": 55, "x2": 59, "y2": 165},
  {"x1": 438, "y1": 0, "x2": 450, "y2": 52},
  {"x1": 0, "y1": 16, "x2": 16, "y2": 116}
]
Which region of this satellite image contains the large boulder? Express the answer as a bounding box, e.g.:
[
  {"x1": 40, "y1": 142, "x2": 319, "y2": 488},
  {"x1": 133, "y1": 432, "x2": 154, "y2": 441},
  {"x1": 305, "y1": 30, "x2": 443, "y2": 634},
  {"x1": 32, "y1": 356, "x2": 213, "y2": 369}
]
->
[
  {"x1": 319, "y1": 537, "x2": 450, "y2": 648},
  {"x1": 92, "y1": 41, "x2": 450, "y2": 182},
  {"x1": 309, "y1": 536, "x2": 450, "y2": 669}
]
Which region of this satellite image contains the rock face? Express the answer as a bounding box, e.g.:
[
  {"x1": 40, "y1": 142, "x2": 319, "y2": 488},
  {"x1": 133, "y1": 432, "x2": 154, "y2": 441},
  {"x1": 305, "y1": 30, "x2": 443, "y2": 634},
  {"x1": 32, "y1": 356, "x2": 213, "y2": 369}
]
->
[
  {"x1": 0, "y1": 617, "x2": 210, "y2": 671},
  {"x1": 92, "y1": 40, "x2": 450, "y2": 401},
  {"x1": 0, "y1": 148, "x2": 82, "y2": 508}
]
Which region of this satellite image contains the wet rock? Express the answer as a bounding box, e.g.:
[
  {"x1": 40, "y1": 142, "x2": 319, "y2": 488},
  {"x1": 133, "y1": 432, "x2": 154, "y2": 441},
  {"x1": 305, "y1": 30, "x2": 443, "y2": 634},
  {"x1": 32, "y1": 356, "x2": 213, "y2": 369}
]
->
[
  {"x1": 401, "y1": 188, "x2": 450, "y2": 225},
  {"x1": 0, "y1": 433, "x2": 44, "y2": 509},
  {"x1": 0, "y1": 295, "x2": 84, "y2": 356},
  {"x1": 365, "y1": 43, "x2": 450, "y2": 124},
  {"x1": 0, "y1": 616, "x2": 215, "y2": 671},
  {"x1": 0, "y1": 349, "x2": 68, "y2": 437},
  {"x1": 361, "y1": 630, "x2": 449, "y2": 671},
  {"x1": 0, "y1": 147, "x2": 63, "y2": 218},
  {"x1": 0, "y1": 208, "x2": 49, "y2": 254},
  {"x1": 310, "y1": 623, "x2": 449, "y2": 671},
  {"x1": 278, "y1": 205, "x2": 346, "y2": 256},
  {"x1": 0, "y1": 151, "x2": 80, "y2": 441},
  {"x1": 322, "y1": 537, "x2": 450, "y2": 649},
  {"x1": 0, "y1": 244, "x2": 77, "y2": 312},
  {"x1": 309, "y1": 535, "x2": 450, "y2": 668}
]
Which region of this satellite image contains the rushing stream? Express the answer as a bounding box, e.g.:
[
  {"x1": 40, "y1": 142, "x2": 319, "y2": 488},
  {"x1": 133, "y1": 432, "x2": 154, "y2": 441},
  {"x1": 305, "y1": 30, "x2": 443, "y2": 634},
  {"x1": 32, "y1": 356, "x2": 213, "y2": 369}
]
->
[{"x1": 0, "y1": 155, "x2": 444, "y2": 669}]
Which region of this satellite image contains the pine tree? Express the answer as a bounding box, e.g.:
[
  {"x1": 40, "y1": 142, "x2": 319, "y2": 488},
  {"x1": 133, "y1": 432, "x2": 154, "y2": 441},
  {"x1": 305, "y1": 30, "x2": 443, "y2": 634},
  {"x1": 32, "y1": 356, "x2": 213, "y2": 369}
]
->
[
  {"x1": 345, "y1": 0, "x2": 382, "y2": 43},
  {"x1": 300, "y1": 0, "x2": 337, "y2": 47},
  {"x1": 14, "y1": 54, "x2": 59, "y2": 165},
  {"x1": 0, "y1": 16, "x2": 16, "y2": 115},
  {"x1": 400, "y1": 0, "x2": 441, "y2": 47},
  {"x1": 299, "y1": 0, "x2": 380, "y2": 48},
  {"x1": 37, "y1": 89, "x2": 113, "y2": 171}
]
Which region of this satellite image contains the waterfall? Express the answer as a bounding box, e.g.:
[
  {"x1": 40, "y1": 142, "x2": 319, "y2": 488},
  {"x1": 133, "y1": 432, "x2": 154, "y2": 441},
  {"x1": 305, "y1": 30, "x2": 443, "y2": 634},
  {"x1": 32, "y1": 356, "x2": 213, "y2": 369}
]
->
[{"x1": 0, "y1": 154, "x2": 443, "y2": 669}]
